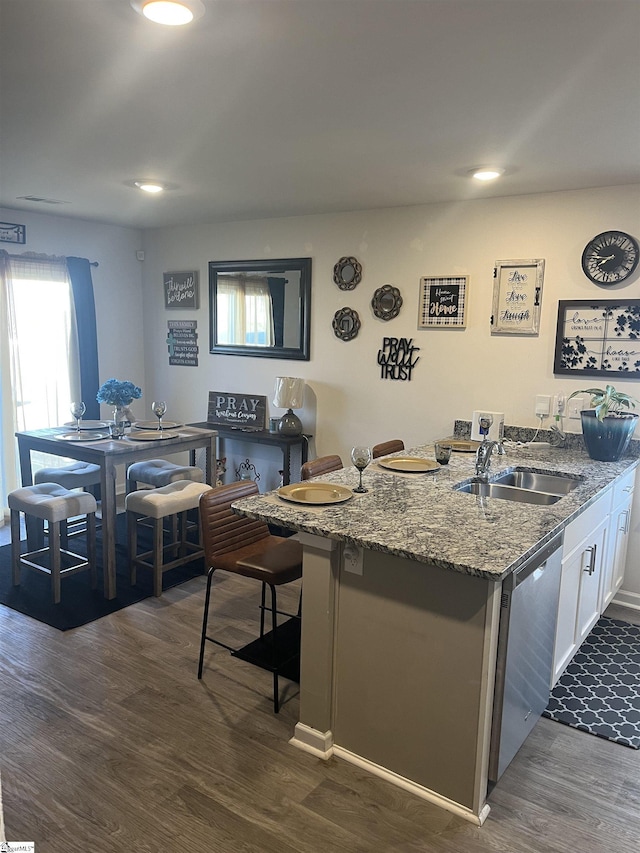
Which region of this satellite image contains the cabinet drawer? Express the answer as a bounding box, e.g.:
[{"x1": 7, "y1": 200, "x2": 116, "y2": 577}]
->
[
  {"x1": 563, "y1": 490, "x2": 612, "y2": 559},
  {"x1": 612, "y1": 467, "x2": 636, "y2": 508}
]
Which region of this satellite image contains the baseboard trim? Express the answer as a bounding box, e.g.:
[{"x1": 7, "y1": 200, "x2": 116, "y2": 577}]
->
[
  {"x1": 612, "y1": 589, "x2": 640, "y2": 611},
  {"x1": 289, "y1": 722, "x2": 334, "y2": 759}
]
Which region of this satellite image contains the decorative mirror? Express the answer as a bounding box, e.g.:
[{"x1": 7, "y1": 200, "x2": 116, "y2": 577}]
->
[
  {"x1": 332, "y1": 307, "x2": 361, "y2": 341},
  {"x1": 333, "y1": 256, "x2": 362, "y2": 290},
  {"x1": 372, "y1": 284, "x2": 402, "y2": 320},
  {"x1": 209, "y1": 257, "x2": 311, "y2": 360}
]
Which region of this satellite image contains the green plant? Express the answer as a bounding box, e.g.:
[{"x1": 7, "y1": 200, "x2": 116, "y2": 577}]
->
[{"x1": 568, "y1": 384, "x2": 638, "y2": 422}]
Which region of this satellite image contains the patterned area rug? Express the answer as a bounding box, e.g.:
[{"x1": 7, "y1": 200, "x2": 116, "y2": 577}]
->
[{"x1": 544, "y1": 616, "x2": 640, "y2": 749}]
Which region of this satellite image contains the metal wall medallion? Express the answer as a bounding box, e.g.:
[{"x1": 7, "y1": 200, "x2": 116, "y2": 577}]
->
[
  {"x1": 333, "y1": 256, "x2": 362, "y2": 290},
  {"x1": 332, "y1": 307, "x2": 361, "y2": 341},
  {"x1": 372, "y1": 284, "x2": 402, "y2": 320}
]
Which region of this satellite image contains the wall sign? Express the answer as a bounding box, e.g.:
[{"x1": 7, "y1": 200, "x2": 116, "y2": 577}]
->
[
  {"x1": 164, "y1": 270, "x2": 199, "y2": 309},
  {"x1": 207, "y1": 391, "x2": 267, "y2": 429},
  {"x1": 167, "y1": 320, "x2": 199, "y2": 366},
  {"x1": 0, "y1": 221, "x2": 26, "y2": 244},
  {"x1": 377, "y1": 337, "x2": 420, "y2": 381},
  {"x1": 553, "y1": 299, "x2": 640, "y2": 376},
  {"x1": 418, "y1": 275, "x2": 468, "y2": 328},
  {"x1": 491, "y1": 258, "x2": 544, "y2": 335}
]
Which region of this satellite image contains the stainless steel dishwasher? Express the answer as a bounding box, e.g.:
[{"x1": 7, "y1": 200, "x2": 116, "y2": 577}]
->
[{"x1": 489, "y1": 533, "x2": 563, "y2": 784}]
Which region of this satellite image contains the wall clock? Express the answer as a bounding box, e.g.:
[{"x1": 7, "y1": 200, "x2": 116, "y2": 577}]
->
[{"x1": 581, "y1": 231, "x2": 639, "y2": 285}]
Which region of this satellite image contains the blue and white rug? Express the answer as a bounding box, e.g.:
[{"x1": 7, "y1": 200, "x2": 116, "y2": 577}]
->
[{"x1": 544, "y1": 616, "x2": 640, "y2": 749}]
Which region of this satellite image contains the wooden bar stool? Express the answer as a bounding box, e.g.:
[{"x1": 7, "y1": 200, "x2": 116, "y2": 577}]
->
[
  {"x1": 125, "y1": 479, "x2": 212, "y2": 596},
  {"x1": 8, "y1": 483, "x2": 97, "y2": 604}
]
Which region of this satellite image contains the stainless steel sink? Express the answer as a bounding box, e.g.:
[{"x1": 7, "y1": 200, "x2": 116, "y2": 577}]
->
[
  {"x1": 492, "y1": 470, "x2": 582, "y2": 495},
  {"x1": 455, "y1": 481, "x2": 563, "y2": 505}
]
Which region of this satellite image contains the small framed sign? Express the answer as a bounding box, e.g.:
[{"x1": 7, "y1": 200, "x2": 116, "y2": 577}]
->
[
  {"x1": 418, "y1": 276, "x2": 468, "y2": 328},
  {"x1": 491, "y1": 258, "x2": 544, "y2": 335},
  {"x1": 164, "y1": 270, "x2": 199, "y2": 309},
  {"x1": 207, "y1": 391, "x2": 267, "y2": 429},
  {"x1": 553, "y1": 299, "x2": 640, "y2": 376},
  {"x1": 0, "y1": 221, "x2": 26, "y2": 244}
]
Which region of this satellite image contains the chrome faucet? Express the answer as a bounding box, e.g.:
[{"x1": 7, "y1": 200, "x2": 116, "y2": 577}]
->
[{"x1": 475, "y1": 440, "x2": 498, "y2": 480}]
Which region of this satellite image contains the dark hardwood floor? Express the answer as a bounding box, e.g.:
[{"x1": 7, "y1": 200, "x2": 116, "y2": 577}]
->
[{"x1": 0, "y1": 528, "x2": 639, "y2": 850}]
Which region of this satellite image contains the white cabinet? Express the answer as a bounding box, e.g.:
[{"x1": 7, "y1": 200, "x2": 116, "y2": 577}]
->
[
  {"x1": 601, "y1": 468, "x2": 635, "y2": 611},
  {"x1": 552, "y1": 489, "x2": 611, "y2": 687}
]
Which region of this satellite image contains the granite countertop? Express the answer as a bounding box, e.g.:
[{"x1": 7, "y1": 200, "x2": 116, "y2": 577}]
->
[{"x1": 232, "y1": 442, "x2": 639, "y2": 581}]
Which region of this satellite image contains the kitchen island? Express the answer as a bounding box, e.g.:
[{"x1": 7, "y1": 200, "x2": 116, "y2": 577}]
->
[{"x1": 232, "y1": 442, "x2": 639, "y2": 824}]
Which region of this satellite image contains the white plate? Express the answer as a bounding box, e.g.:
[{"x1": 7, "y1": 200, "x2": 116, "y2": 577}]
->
[
  {"x1": 377, "y1": 457, "x2": 440, "y2": 473},
  {"x1": 55, "y1": 431, "x2": 110, "y2": 442},
  {"x1": 133, "y1": 420, "x2": 181, "y2": 430},
  {"x1": 63, "y1": 420, "x2": 109, "y2": 430},
  {"x1": 126, "y1": 430, "x2": 180, "y2": 441},
  {"x1": 277, "y1": 482, "x2": 353, "y2": 505}
]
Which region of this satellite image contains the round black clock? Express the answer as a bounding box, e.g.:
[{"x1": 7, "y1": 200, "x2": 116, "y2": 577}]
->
[{"x1": 581, "y1": 230, "x2": 639, "y2": 285}]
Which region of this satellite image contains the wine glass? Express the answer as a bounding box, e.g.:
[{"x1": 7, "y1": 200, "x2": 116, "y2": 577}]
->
[
  {"x1": 70, "y1": 401, "x2": 86, "y2": 432},
  {"x1": 152, "y1": 400, "x2": 167, "y2": 431},
  {"x1": 351, "y1": 445, "x2": 372, "y2": 493}
]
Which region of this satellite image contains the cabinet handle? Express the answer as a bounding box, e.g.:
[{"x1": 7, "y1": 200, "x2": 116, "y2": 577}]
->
[
  {"x1": 584, "y1": 544, "x2": 597, "y2": 575},
  {"x1": 621, "y1": 509, "x2": 630, "y2": 535}
]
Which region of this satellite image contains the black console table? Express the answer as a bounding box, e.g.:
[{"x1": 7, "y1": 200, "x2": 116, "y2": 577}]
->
[{"x1": 189, "y1": 423, "x2": 310, "y2": 486}]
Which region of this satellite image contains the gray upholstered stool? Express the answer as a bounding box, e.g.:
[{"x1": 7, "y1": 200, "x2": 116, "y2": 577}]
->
[
  {"x1": 8, "y1": 483, "x2": 98, "y2": 604},
  {"x1": 126, "y1": 459, "x2": 204, "y2": 494},
  {"x1": 125, "y1": 480, "x2": 212, "y2": 596},
  {"x1": 35, "y1": 460, "x2": 102, "y2": 541}
]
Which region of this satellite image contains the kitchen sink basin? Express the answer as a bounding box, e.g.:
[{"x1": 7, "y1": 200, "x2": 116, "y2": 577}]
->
[
  {"x1": 455, "y1": 481, "x2": 563, "y2": 505},
  {"x1": 492, "y1": 469, "x2": 582, "y2": 495}
]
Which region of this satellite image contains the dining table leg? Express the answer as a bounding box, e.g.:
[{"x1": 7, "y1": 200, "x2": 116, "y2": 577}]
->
[{"x1": 100, "y1": 459, "x2": 118, "y2": 600}]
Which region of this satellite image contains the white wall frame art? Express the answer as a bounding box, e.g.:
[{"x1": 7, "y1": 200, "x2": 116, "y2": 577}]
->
[
  {"x1": 418, "y1": 275, "x2": 468, "y2": 329},
  {"x1": 491, "y1": 258, "x2": 545, "y2": 335}
]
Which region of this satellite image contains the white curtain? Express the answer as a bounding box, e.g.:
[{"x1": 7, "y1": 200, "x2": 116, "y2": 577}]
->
[
  {"x1": 0, "y1": 253, "x2": 80, "y2": 519},
  {"x1": 217, "y1": 275, "x2": 274, "y2": 346}
]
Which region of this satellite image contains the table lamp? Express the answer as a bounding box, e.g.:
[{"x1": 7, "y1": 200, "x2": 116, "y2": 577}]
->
[{"x1": 273, "y1": 377, "x2": 305, "y2": 436}]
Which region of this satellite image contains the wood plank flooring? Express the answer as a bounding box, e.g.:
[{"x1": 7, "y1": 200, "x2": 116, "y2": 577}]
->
[{"x1": 0, "y1": 563, "x2": 639, "y2": 851}]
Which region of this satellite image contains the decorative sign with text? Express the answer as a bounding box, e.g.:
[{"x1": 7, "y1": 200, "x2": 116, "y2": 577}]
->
[
  {"x1": 419, "y1": 276, "x2": 467, "y2": 328},
  {"x1": 377, "y1": 337, "x2": 420, "y2": 381},
  {"x1": 164, "y1": 270, "x2": 200, "y2": 309},
  {"x1": 491, "y1": 259, "x2": 544, "y2": 336},
  {"x1": 0, "y1": 221, "x2": 26, "y2": 244},
  {"x1": 553, "y1": 299, "x2": 640, "y2": 376},
  {"x1": 207, "y1": 391, "x2": 267, "y2": 429},
  {"x1": 167, "y1": 320, "x2": 199, "y2": 366}
]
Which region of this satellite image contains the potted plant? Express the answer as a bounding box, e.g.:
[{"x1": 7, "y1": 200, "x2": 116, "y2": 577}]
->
[{"x1": 568, "y1": 384, "x2": 638, "y2": 461}]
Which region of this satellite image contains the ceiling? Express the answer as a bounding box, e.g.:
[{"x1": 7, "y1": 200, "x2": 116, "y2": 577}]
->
[{"x1": 1, "y1": 0, "x2": 639, "y2": 230}]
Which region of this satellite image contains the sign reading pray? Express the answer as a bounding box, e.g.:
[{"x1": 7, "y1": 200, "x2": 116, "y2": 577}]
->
[
  {"x1": 207, "y1": 391, "x2": 267, "y2": 429},
  {"x1": 377, "y1": 337, "x2": 420, "y2": 381}
]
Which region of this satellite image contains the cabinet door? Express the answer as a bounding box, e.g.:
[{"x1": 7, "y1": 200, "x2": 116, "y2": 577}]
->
[
  {"x1": 575, "y1": 518, "x2": 607, "y2": 646},
  {"x1": 609, "y1": 496, "x2": 633, "y2": 601},
  {"x1": 553, "y1": 549, "x2": 581, "y2": 685}
]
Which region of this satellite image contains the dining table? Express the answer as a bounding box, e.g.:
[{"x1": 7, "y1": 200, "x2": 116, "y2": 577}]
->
[{"x1": 15, "y1": 424, "x2": 217, "y2": 599}]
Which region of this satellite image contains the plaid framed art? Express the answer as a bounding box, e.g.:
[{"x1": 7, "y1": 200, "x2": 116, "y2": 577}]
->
[{"x1": 418, "y1": 275, "x2": 468, "y2": 329}]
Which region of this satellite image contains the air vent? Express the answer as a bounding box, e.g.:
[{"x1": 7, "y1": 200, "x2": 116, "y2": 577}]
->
[{"x1": 17, "y1": 195, "x2": 70, "y2": 205}]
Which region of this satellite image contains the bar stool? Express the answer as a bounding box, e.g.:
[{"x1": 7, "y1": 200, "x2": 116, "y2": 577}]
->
[
  {"x1": 372, "y1": 439, "x2": 404, "y2": 459},
  {"x1": 125, "y1": 479, "x2": 212, "y2": 597},
  {"x1": 8, "y1": 483, "x2": 98, "y2": 604},
  {"x1": 126, "y1": 459, "x2": 204, "y2": 493},
  {"x1": 35, "y1": 460, "x2": 101, "y2": 541},
  {"x1": 300, "y1": 454, "x2": 343, "y2": 480}
]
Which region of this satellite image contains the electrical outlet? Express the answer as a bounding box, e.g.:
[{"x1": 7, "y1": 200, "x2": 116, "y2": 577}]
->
[
  {"x1": 535, "y1": 394, "x2": 551, "y2": 417},
  {"x1": 552, "y1": 393, "x2": 566, "y2": 417},
  {"x1": 343, "y1": 543, "x2": 363, "y2": 575}
]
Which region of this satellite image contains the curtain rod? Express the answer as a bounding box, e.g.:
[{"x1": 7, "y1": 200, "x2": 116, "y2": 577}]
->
[{"x1": 1, "y1": 250, "x2": 99, "y2": 267}]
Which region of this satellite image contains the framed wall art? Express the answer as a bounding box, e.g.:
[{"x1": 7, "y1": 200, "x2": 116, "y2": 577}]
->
[
  {"x1": 553, "y1": 299, "x2": 640, "y2": 377},
  {"x1": 0, "y1": 222, "x2": 26, "y2": 244},
  {"x1": 491, "y1": 258, "x2": 544, "y2": 335},
  {"x1": 418, "y1": 275, "x2": 468, "y2": 328},
  {"x1": 164, "y1": 270, "x2": 199, "y2": 309}
]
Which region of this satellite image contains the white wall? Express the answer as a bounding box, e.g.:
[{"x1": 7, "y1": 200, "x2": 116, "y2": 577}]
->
[
  {"x1": 139, "y1": 184, "x2": 640, "y2": 470},
  {"x1": 0, "y1": 206, "x2": 145, "y2": 420}
]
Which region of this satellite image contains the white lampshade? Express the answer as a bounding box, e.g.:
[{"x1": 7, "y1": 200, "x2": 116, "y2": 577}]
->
[{"x1": 273, "y1": 377, "x2": 305, "y2": 409}]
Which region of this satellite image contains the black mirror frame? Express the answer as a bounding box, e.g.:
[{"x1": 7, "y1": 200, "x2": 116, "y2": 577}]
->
[{"x1": 209, "y1": 257, "x2": 312, "y2": 360}]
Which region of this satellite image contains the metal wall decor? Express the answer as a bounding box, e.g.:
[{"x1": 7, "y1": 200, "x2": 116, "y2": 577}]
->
[
  {"x1": 332, "y1": 307, "x2": 361, "y2": 341},
  {"x1": 378, "y1": 337, "x2": 420, "y2": 381},
  {"x1": 553, "y1": 299, "x2": 640, "y2": 376},
  {"x1": 0, "y1": 221, "x2": 26, "y2": 244},
  {"x1": 333, "y1": 256, "x2": 362, "y2": 290},
  {"x1": 372, "y1": 284, "x2": 402, "y2": 320},
  {"x1": 419, "y1": 276, "x2": 468, "y2": 328},
  {"x1": 491, "y1": 258, "x2": 544, "y2": 335},
  {"x1": 581, "y1": 231, "x2": 639, "y2": 285}
]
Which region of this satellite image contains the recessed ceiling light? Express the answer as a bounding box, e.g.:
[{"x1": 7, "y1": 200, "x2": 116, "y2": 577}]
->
[
  {"x1": 134, "y1": 181, "x2": 165, "y2": 194},
  {"x1": 131, "y1": 1, "x2": 205, "y2": 26},
  {"x1": 470, "y1": 167, "x2": 505, "y2": 182}
]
